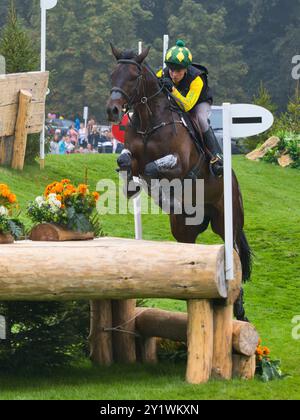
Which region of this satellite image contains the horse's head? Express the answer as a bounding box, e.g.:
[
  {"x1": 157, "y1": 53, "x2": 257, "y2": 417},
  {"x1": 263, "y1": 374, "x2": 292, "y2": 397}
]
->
[{"x1": 107, "y1": 44, "x2": 150, "y2": 124}]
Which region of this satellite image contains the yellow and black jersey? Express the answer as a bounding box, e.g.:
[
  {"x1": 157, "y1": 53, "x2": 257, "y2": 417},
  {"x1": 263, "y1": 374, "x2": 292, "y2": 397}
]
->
[{"x1": 157, "y1": 65, "x2": 213, "y2": 112}]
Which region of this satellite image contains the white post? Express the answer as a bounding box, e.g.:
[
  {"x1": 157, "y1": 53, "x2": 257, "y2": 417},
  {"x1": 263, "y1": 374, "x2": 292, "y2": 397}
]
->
[
  {"x1": 39, "y1": 5, "x2": 47, "y2": 168},
  {"x1": 39, "y1": 0, "x2": 58, "y2": 169},
  {"x1": 132, "y1": 42, "x2": 144, "y2": 240},
  {"x1": 163, "y1": 34, "x2": 169, "y2": 69},
  {"x1": 223, "y1": 103, "x2": 234, "y2": 281}
]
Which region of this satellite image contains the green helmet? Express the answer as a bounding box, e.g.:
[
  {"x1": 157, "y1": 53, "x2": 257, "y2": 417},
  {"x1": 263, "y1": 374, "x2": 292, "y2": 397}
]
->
[{"x1": 165, "y1": 40, "x2": 193, "y2": 70}]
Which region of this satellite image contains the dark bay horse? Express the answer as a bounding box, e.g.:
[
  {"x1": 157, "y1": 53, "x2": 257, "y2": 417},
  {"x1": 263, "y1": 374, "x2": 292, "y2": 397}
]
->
[{"x1": 107, "y1": 45, "x2": 252, "y2": 321}]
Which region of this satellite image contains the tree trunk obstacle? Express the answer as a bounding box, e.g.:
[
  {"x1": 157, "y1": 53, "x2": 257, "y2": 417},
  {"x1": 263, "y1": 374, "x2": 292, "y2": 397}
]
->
[{"x1": 0, "y1": 237, "x2": 258, "y2": 384}]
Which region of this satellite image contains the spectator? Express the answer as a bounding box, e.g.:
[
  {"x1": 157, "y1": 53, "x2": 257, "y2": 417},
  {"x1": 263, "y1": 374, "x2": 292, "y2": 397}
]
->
[
  {"x1": 50, "y1": 134, "x2": 60, "y2": 155},
  {"x1": 75, "y1": 117, "x2": 81, "y2": 131},
  {"x1": 58, "y1": 137, "x2": 67, "y2": 155},
  {"x1": 65, "y1": 136, "x2": 75, "y2": 154},
  {"x1": 88, "y1": 126, "x2": 100, "y2": 150},
  {"x1": 87, "y1": 118, "x2": 96, "y2": 135},
  {"x1": 68, "y1": 125, "x2": 79, "y2": 147}
]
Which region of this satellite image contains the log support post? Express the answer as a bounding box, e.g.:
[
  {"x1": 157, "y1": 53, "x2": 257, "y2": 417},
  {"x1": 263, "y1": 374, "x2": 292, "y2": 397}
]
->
[
  {"x1": 186, "y1": 300, "x2": 213, "y2": 384},
  {"x1": 212, "y1": 302, "x2": 233, "y2": 380},
  {"x1": 112, "y1": 300, "x2": 137, "y2": 364},
  {"x1": 88, "y1": 300, "x2": 113, "y2": 366},
  {"x1": 11, "y1": 89, "x2": 32, "y2": 170}
]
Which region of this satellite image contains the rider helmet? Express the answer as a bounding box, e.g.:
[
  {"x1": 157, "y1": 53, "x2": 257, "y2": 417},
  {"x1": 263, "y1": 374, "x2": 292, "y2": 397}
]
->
[{"x1": 165, "y1": 40, "x2": 193, "y2": 71}]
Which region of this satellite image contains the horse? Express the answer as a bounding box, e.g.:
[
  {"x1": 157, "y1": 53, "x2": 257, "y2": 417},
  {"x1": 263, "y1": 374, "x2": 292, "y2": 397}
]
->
[{"x1": 106, "y1": 45, "x2": 252, "y2": 321}]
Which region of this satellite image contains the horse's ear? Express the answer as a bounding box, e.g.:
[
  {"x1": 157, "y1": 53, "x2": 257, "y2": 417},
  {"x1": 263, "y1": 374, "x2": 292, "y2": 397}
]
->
[
  {"x1": 110, "y1": 43, "x2": 122, "y2": 60},
  {"x1": 136, "y1": 46, "x2": 151, "y2": 64}
]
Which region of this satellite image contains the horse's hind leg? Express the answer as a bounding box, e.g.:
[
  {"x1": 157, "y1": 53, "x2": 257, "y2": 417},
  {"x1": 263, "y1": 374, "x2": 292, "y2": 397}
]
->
[{"x1": 210, "y1": 203, "x2": 250, "y2": 322}]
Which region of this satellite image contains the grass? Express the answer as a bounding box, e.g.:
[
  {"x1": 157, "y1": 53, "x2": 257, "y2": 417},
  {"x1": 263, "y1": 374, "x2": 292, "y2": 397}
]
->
[{"x1": 0, "y1": 154, "x2": 300, "y2": 400}]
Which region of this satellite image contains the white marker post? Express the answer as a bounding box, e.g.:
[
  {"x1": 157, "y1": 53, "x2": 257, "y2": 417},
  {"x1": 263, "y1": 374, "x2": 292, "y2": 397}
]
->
[
  {"x1": 223, "y1": 103, "x2": 234, "y2": 281},
  {"x1": 132, "y1": 42, "x2": 144, "y2": 240},
  {"x1": 40, "y1": 0, "x2": 58, "y2": 169},
  {"x1": 223, "y1": 103, "x2": 274, "y2": 280},
  {"x1": 83, "y1": 106, "x2": 89, "y2": 144},
  {"x1": 163, "y1": 34, "x2": 169, "y2": 69}
]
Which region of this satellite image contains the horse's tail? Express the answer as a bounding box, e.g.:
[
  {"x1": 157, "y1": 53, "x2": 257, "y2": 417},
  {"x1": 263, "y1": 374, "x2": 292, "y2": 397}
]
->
[{"x1": 236, "y1": 229, "x2": 253, "y2": 282}]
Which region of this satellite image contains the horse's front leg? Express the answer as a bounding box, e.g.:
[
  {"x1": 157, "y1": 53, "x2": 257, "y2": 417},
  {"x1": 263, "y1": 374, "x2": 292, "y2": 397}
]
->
[
  {"x1": 117, "y1": 149, "x2": 141, "y2": 200},
  {"x1": 144, "y1": 154, "x2": 184, "y2": 181},
  {"x1": 144, "y1": 154, "x2": 185, "y2": 213}
]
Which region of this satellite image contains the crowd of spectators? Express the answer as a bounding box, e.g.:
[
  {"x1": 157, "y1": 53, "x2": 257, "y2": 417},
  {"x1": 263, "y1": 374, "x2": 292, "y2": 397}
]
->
[{"x1": 47, "y1": 115, "x2": 123, "y2": 156}]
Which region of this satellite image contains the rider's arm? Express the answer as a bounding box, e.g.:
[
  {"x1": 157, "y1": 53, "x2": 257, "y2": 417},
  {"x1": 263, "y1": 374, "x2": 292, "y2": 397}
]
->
[{"x1": 172, "y1": 76, "x2": 203, "y2": 112}]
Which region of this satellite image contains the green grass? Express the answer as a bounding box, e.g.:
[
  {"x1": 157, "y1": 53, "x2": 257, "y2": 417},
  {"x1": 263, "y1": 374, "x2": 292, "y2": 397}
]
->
[{"x1": 0, "y1": 155, "x2": 300, "y2": 400}]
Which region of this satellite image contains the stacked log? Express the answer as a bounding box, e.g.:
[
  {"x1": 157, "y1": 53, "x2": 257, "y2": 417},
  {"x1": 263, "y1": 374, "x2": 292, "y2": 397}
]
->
[{"x1": 135, "y1": 307, "x2": 259, "y2": 380}]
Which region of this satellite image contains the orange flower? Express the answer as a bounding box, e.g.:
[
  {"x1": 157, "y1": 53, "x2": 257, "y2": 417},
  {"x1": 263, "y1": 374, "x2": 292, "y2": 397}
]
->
[
  {"x1": 56, "y1": 195, "x2": 62, "y2": 202},
  {"x1": 55, "y1": 183, "x2": 64, "y2": 194},
  {"x1": 0, "y1": 185, "x2": 10, "y2": 198},
  {"x1": 78, "y1": 184, "x2": 88, "y2": 195},
  {"x1": 92, "y1": 192, "x2": 100, "y2": 201},
  {"x1": 256, "y1": 346, "x2": 264, "y2": 356},
  {"x1": 258, "y1": 338, "x2": 262, "y2": 346},
  {"x1": 61, "y1": 179, "x2": 71, "y2": 184},
  {"x1": 8, "y1": 193, "x2": 17, "y2": 204},
  {"x1": 263, "y1": 347, "x2": 270, "y2": 356}
]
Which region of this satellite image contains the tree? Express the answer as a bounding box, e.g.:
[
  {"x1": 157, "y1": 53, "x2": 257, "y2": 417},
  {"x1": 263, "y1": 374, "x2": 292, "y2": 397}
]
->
[
  {"x1": 168, "y1": 0, "x2": 248, "y2": 103},
  {"x1": 0, "y1": 0, "x2": 39, "y2": 73}
]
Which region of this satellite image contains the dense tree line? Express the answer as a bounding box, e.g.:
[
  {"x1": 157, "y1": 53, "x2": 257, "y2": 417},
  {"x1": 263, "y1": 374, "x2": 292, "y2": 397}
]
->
[{"x1": 0, "y1": 0, "x2": 299, "y2": 121}]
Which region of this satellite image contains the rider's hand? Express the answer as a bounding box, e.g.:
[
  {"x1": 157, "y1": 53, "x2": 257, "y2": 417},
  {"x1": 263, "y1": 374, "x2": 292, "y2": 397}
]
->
[{"x1": 160, "y1": 78, "x2": 174, "y2": 92}]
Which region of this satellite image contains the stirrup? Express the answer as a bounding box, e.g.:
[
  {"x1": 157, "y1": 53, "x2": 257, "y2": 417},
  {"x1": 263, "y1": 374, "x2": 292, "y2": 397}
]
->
[{"x1": 209, "y1": 154, "x2": 223, "y2": 178}]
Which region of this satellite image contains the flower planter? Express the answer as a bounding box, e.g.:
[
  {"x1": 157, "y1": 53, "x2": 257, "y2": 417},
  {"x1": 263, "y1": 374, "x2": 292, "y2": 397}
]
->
[
  {"x1": 0, "y1": 233, "x2": 14, "y2": 244},
  {"x1": 30, "y1": 223, "x2": 94, "y2": 242}
]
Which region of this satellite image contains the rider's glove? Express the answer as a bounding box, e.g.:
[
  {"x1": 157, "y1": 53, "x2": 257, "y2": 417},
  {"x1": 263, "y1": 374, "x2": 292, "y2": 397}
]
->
[{"x1": 160, "y1": 78, "x2": 174, "y2": 92}]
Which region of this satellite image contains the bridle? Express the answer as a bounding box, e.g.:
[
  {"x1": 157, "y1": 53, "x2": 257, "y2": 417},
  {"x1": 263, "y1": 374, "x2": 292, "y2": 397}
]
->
[{"x1": 110, "y1": 59, "x2": 164, "y2": 114}]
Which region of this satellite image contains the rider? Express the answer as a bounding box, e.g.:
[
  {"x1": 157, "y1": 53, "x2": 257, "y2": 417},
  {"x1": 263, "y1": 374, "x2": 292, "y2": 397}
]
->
[{"x1": 157, "y1": 40, "x2": 223, "y2": 177}]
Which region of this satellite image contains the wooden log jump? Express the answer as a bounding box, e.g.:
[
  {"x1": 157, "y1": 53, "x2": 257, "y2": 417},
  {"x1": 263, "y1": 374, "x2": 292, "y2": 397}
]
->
[
  {"x1": 0, "y1": 238, "x2": 236, "y2": 301},
  {"x1": 0, "y1": 237, "x2": 251, "y2": 384}
]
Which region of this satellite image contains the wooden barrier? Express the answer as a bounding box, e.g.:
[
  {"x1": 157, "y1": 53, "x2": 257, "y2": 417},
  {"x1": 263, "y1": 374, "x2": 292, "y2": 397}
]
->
[
  {"x1": 0, "y1": 238, "x2": 237, "y2": 301},
  {"x1": 0, "y1": 71, "x2": 49, "y2": 170},
  {"x1": 0, "y1": 237, "x2": 252, "y2": 384}
]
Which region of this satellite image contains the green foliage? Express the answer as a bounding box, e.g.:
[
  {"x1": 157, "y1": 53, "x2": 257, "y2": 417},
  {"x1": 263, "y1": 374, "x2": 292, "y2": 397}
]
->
[
  {"x1": 0, "y1": 0, "x2": 39, "y2": 73},
  {"x1": 25, "y1": 134, "x2": 41, "y2": 165},
  {"x1": 243, "y1": 83, "x2": 278, "y2": 152},
  {"x1": 0, "y1": 301, "x2": 90, "y2": 371},
  {"x1": 274, "y1": 83, "x2": 300, "y2": 134},
  {"x1": 262, "y1": 131, "x2": 300, "y2": 168},
  {"x1": 256, "y1": 359, "x2": 288, "y2": 383}
]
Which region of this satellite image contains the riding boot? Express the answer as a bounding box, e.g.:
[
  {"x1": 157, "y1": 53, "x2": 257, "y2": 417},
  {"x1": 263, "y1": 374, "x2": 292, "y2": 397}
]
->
[{"x1": 203, "y1": 127, "x2": 224, "y2": 178}]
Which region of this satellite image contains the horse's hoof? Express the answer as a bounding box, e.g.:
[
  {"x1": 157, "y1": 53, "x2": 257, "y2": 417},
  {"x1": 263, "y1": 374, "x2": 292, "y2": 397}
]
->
[{"x1": 117, "y1": 153, "x2": 132, "y2": 169}]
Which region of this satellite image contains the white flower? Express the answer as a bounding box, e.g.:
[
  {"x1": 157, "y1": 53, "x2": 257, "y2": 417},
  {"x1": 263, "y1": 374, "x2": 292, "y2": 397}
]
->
[
  {"x1": 35, "y1": 196, "x2": 45, "y2": 208},
  {"x1": 0, "y1": 206, "x2": 8, "y2": 216},
  {"x1": 47, "y1": 194, "x2": 61, "y2": 209}
]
